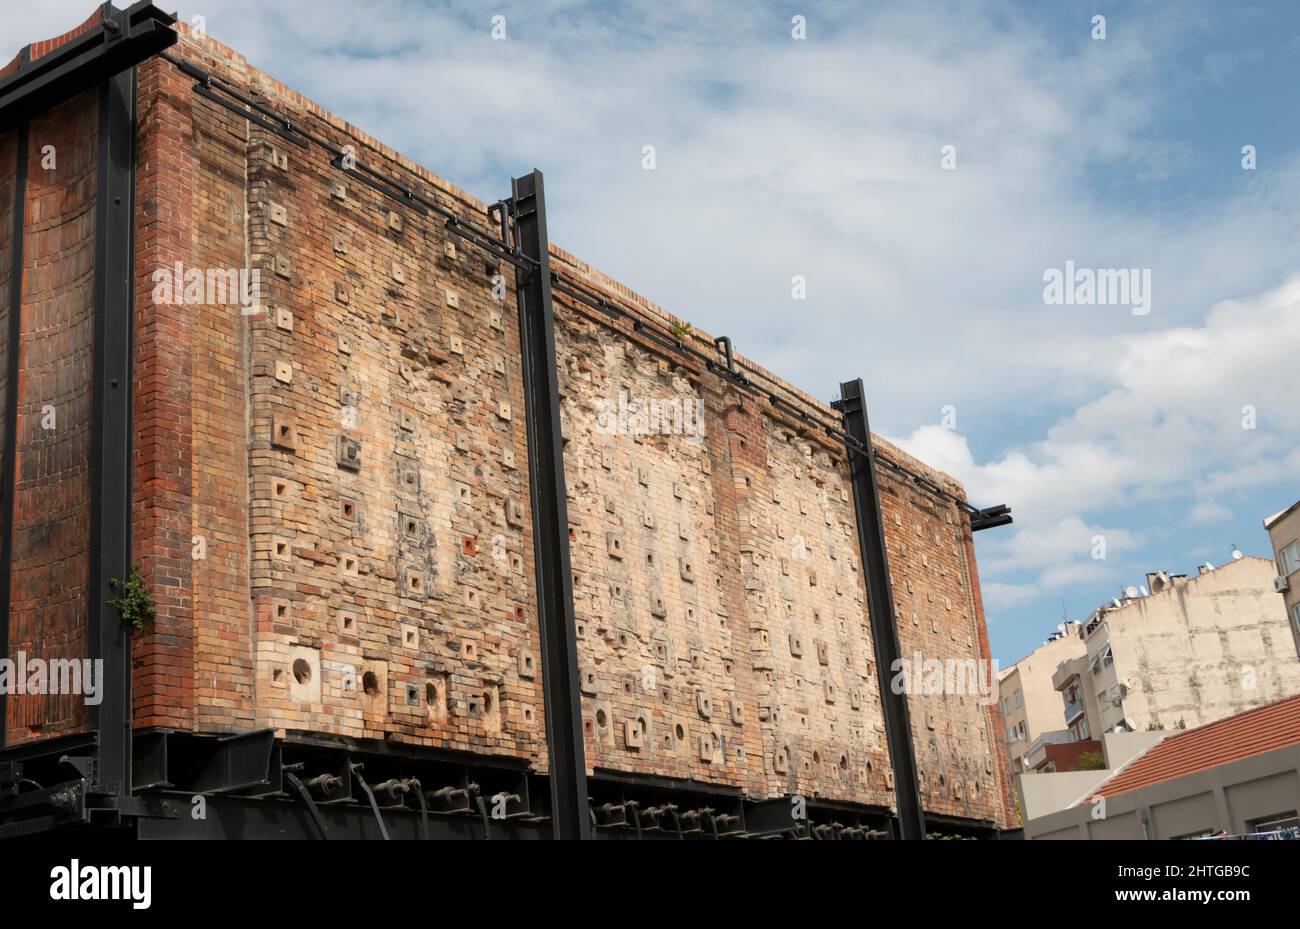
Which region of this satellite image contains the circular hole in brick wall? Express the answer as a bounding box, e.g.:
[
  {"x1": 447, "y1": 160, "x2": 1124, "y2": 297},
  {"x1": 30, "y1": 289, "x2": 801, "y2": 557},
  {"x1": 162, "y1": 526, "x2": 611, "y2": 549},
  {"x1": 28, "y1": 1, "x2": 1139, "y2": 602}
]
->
[
  {"x1": 596, "y1": 709, "x2": 607, "y2": 728},
  {"x1": 292, "y1": 659, "x2": 311, "y2": 685},
  {"x1": 363, "y1": 671, "x2": 379, "y2": 695},
  {"x1": 675, "y1": 724, "x2": 685, "y2": 741}
]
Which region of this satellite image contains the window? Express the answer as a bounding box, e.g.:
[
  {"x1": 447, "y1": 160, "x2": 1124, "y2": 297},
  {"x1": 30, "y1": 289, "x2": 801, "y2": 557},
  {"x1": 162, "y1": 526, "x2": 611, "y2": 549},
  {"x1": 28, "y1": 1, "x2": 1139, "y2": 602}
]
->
[
  {"x1": 1281, "y1": 541, "x2": 1300, "y2": 576},
  {"x1": 1071, "y1": 717, "x2": 1089, "y2": 741},
  {"x1": 1250, "y1": 813, "x2": 1299, "y2": 835},
  {"x1": 1015, "y1": 691, "x2": 1023, "y2": 708}
]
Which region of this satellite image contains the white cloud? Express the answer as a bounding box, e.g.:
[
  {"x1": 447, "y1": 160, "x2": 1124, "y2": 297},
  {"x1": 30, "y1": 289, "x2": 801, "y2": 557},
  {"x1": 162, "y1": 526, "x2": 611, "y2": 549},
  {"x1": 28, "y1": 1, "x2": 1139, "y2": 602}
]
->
[
  {"x1": 982, "y1": 582, "x2": 1039, "y2": 611},
  {"x1": 1189, "y1": 501, "x2": 1232, "y2": 525},
  {"x1": 894, "y1": 274, "x2": 1300, "y2": 598}
]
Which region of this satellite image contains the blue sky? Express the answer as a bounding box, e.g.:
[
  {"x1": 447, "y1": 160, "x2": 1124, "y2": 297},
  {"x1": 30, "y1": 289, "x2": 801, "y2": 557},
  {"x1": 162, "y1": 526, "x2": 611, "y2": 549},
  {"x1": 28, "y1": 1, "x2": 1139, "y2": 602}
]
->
[{"x1": 8, "y1": 0, "x2": 1298, "y2": 666}]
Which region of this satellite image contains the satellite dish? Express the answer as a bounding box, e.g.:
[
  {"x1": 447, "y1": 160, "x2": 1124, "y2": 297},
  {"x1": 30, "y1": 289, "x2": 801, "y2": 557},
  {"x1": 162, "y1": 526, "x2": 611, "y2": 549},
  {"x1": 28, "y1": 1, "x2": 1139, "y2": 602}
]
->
[
  {"x1": 1124, "y1": 586, "x2": 1139, "y2": 599},
  {"x1": 1139, "y1": 585, "x2": 1149, "y2": 596},
  {"x1": 1203, "y1": 562, "x2": 1215, "y2": 572},
  {"x1": 1231, "y1": 546, "x2": 1243, "y2": 560},
  {"x1": 1111, "y1": 598, "x2": 1122, "y2": 608}
]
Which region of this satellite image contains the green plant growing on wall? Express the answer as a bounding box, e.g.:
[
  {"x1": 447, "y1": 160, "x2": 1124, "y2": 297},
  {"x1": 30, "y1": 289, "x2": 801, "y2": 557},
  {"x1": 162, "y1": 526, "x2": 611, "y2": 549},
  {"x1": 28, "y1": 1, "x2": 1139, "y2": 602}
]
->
[
  {"x1": 1072, "y1": 750, "x2": 1106, "y2": 771},
  {"x1": 108, "y1": 563, "x2": 155, "y2": 632},
  {"x1": 670, "y1": 320, "x2": 693, "y2": 342}
]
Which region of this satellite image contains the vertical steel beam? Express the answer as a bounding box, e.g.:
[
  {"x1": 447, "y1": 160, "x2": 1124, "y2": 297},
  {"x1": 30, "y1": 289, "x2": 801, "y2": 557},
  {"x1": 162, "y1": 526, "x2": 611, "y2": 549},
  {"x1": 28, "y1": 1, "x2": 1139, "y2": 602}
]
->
[
  {"x1": 836, "y1": 379, "x2": 925, "y2": 840},
  {"x1": 510, "y1": 170, "x2": 590, "y2": 839},
  {"x1": 0, "y1": 121, "x2": 28, "y2": 749},
  {"x1": 87, "y1": 67, "x2": 137, "y2": 796}
]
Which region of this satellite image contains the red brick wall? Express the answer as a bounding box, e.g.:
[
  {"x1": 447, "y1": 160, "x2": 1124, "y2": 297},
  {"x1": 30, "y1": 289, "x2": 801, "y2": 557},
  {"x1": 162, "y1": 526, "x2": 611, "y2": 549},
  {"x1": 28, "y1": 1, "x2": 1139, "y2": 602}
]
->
[
  {"x1": 0, "y1": 20, "x2": 1013, "y2": 826},
  {"x1": 132, "y1": 52, "x2": 197, "y2": 731},
  {"x1": 879, "y1": 463, "x2": 1005, "y2": 823},
  {"x1": 4, "y1": 90, "x2": 99, "y2": 745},
  {"x1": 127, "y1": 34, "x2": 548, "y2": 768}
]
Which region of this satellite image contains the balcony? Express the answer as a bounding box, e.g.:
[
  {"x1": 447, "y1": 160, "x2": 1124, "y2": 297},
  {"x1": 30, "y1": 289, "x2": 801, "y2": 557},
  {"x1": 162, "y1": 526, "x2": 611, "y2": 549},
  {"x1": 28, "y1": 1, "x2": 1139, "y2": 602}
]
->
[{"x1": 1063, "y1": 698, "x2": 1085, "y2": 725}]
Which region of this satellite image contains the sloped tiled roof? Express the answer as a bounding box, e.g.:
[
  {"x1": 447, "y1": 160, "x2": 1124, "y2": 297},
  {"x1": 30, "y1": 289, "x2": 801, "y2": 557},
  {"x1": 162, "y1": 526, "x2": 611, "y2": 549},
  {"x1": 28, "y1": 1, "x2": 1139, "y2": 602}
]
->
[{"x1": 1097, "y1": 694, "x2": 1300, "y2": 798}]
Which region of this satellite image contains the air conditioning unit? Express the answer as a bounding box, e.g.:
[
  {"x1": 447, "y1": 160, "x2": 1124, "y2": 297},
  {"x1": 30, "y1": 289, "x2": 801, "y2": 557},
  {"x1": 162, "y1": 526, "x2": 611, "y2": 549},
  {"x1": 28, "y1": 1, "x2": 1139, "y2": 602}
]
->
[{"x1": 1277, "y1": 575, "x2": 1291, "y2": 593}]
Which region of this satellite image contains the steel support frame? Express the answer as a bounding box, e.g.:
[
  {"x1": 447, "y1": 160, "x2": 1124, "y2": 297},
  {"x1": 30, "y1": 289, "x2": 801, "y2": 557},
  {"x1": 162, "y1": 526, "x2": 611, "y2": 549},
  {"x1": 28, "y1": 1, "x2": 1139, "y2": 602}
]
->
[
  {"x1": 836, "y1": 379, "x2": 926, "y2": 840},
  {"x1": 0, "y1": 2, "x2": 177, "y2": 132},
  {"x1": 84, "y1": 66, "x2": 137, "y2": 800},
  {"x1": 509, "y1": 170, "x2": 590, "y2": 839}
]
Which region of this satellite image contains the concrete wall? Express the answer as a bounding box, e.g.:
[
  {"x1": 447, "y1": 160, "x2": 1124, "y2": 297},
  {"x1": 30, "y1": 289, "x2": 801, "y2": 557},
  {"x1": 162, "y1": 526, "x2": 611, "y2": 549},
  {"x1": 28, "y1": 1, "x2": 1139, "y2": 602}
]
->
[
  {"x1": 1266, "y1": 502, "x2": 1300, "y2": 660},
  {"x1": 1019, "y1": 770, "x2": 1109, "y2": 821},
  {"x1": 1026, "y1": 743, "x2": 1300, "y2": 839},
  {"x1": 1090, "y1": 558, "x2": 1300, "y2": 733},
  {"x1": 1101, "y1": 730, "x2": 1167, "y2": 769}
]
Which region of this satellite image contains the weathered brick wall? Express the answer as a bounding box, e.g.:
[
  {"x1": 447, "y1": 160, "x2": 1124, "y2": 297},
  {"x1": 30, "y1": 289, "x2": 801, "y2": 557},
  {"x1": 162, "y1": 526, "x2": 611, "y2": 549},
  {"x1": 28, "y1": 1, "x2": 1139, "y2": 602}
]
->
[
  {"x1": 133, "y1": 44, "x2": 198, "y2": 731},
  {"x1": 729, "y1": 408, "x2": 891, "y2": 806},
  {"x1": 128, "y1": 31, "x2": 548, "y2": 768},
  {"x1": 3, "y1": 91, "x2": 98, "y2": 745},
  {"x1": 558, "y1": 306, "x2": 766, "y2": 791},
  {"x1": 552, "y1": 237, "x2": 1010, "y2": 821},
  {"x1": 879, "y1": 465, "x2": 1005, "y2": 823},
  {"x1": 2, "y1": 19, "x2": 1013, "y2": 826}
]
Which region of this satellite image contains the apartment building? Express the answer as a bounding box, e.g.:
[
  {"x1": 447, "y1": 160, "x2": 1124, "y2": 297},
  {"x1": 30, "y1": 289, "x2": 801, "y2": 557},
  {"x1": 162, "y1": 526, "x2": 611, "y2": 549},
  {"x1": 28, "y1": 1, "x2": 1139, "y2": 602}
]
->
[
  {"x1": 1265, "y1": 500, "x2": 1300, "y2": 659},
  {"x1": 998, "y1": 622, "x2": 1086, "y2": 774},
  {"x1": 1050, "y1": 556, "x2": 1300, "y2": 739}
]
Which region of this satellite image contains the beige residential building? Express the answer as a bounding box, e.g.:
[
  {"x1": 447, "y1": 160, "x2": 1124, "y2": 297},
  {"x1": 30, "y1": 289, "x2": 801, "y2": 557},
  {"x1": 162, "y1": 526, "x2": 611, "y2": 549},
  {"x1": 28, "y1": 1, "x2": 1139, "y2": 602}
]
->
[
  {"x1": 1051, "y1": 556, "x2": 1300, "y2": 738},
  {"x1": 998, "y1": 623, "x2": 1086, "y2": 774},
  {"x1": 1265, "y1": 500, "x2": 1300, "y2": 660}
]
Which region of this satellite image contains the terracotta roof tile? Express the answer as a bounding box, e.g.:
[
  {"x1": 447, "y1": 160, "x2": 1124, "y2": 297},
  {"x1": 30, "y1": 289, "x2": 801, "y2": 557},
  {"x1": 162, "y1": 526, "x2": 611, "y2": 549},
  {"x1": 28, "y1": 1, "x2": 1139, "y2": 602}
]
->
[{"x1": 1099, "y1": 694, "x2": 1300, "y2": 798}]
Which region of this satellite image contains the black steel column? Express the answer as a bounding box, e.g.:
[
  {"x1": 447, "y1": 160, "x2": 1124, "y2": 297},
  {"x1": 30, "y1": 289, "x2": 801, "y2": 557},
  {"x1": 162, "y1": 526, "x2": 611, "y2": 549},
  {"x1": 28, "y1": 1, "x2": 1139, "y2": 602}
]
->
[
  {"x1": 87, "y1": 68, "x2": 137, "y2": 796},
  {"x1": 836, "y1": 378, "x2": 925, "y2": 840},
  {"x1": 510, "y1": 170, "x2": 590, "y2": 839},
  {"x1": 0, "y1": 122, "x2": 28, "y2": 749}
]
